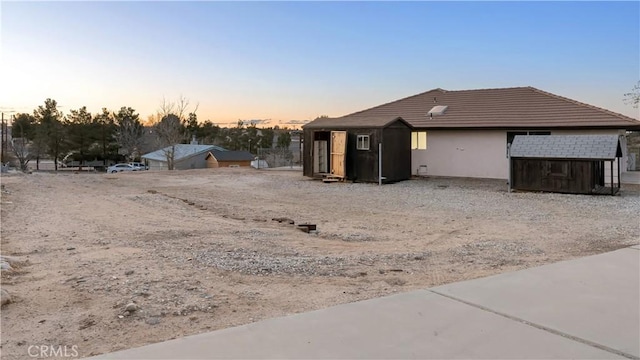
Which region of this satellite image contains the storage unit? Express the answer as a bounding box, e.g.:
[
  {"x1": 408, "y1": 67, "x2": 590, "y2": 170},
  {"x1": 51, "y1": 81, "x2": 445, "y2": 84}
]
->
[
  {"x1": 206, "y1": 150, "x2": 254, "y2": 168},
  {"x1": 302, "y1": 116, "x2": 413, "y2": 183},
  {"x1": 509, "y1": 135, "x2": 623, "y2": 195}
]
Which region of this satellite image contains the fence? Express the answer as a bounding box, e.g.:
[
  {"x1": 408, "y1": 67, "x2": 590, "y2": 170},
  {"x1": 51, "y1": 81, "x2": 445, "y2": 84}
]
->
[{"x1": 257, "y1": 148, "x2": 298, "y2": 168}]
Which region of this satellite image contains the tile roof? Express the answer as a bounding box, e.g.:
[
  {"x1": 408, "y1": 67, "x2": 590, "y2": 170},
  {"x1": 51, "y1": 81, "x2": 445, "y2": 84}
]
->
[
  {"x1": 509, "y1": 135, "x2": 622, "y2": 160},
  {"x1": 343, "y1": 87, "x2": 640, "y2": 130},
  {"x1": 141, "y1": 144, "x2": 227, "y2": 162},
  {"x1": 206, "y1": 150, "x2": 255, "y2": 162},
  {"x1": 303, "y1": 116, "x2": 412, "y2": 129}
]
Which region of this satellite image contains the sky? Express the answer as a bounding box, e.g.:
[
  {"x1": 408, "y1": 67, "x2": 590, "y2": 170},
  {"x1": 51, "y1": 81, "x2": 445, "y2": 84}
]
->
[{"x1": 1, "y1": 1, "x2": 639, "y2": 127}]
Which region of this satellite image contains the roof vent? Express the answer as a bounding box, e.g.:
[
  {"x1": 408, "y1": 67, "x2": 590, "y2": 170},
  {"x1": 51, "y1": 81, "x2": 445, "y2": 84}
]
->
[{"x1": 428, "y1": 105, "x2": 448, "y2": 117}]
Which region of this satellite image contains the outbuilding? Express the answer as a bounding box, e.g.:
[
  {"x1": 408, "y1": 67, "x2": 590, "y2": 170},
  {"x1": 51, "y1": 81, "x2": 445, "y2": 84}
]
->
[
  {"x1": 509, "y1": 135, "x2": 623, "y2": 195},
  {"x1": 206, "y1": 150, "x2": 254, "y2": 168},
  {"x1": 302, "y1": 116, "x2": 413, "y2": 183}
]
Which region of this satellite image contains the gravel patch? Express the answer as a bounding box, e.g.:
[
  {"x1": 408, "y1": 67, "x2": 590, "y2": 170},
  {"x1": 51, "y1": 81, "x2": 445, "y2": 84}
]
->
[{"x1": 193, "y1": 249, "x2": 433, "y2": 276}]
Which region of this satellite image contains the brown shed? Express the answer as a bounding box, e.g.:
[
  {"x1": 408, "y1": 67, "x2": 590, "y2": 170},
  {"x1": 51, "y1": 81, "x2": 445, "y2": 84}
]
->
[
  {"x1": 509, "y1": 135, "x2": 623, "y2": 195},
  {"x1": 302, "y1": 116, "x2": 413, "y2": 183},
  {"x1": 206, "y1": 150, "x2": 254, "y2": 168}
]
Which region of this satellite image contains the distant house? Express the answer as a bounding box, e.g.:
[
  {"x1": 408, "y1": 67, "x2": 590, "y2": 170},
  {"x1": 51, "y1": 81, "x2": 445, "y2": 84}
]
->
[
  {"x1": 142, "y1": 144, "x2": 227, "y2": 170},
  {"x1": 304, "y1": 87, "x2": 640, "y2": 184},
  {"x1": 206, "y1": 150, "x2": 254, "y2": 168}
]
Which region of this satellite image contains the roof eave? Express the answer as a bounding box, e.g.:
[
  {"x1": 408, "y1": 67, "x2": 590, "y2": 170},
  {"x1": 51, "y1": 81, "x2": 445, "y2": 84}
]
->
[
  {"x1": 511, "y1": 156, "x2": 620, "y2": 161},
  {"x1": 303, "y1": 116, "x2": 413, "y2": 130},
  {"x1": 413, "y1": 124, "x2": 640, "y2": 131}
]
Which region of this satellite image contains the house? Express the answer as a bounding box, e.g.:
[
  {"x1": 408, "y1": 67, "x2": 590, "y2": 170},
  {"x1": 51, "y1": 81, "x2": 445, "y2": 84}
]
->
[
  {"x1": 509, "y1": 135, "x2": 622, "y2": 195},
  {"x1": 302, "y1": 116, "x2": 413, "y2": 183},
  {"x1": 309, "y1": 87, "x2": 640, "y2": 183},
  {"x1": 142, "y1": 144, "x2": 227, "y2": 170},
  {"x1": 206, "y1": 150, "x2": 254, "y2": 168}
]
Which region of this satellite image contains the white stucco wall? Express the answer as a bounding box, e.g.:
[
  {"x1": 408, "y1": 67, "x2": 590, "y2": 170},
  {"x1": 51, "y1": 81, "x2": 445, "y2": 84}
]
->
[
  {"x1": 411, "y1": 130, "x2": 509, "y2": 179},
  {"x1": 411, "y1": 129, "x2": 629, "y2": 183}
]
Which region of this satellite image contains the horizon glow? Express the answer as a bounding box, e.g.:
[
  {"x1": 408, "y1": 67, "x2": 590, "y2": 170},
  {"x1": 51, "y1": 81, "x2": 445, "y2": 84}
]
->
[{"x1": 1, "y1": 1, "x2": 638, "y2": 126}]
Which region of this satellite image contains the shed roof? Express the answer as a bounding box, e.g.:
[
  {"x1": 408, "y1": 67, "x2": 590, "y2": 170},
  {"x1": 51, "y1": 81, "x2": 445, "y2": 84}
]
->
[
  {"x1": 142, "y1": 144, "x2": 227, "y2": 162},
  {"x1": 206, "y1": 150, "x2": 254, "y2": 162},
  {"x1": 303, "y1": 116, "x2": 412, "y2": 129},
  {"x1": 509, "y1": 135, "x2": 622, "y2": 160},
  {"x1": 343, "y1": 87, "x2": 640, "y2": 130}
]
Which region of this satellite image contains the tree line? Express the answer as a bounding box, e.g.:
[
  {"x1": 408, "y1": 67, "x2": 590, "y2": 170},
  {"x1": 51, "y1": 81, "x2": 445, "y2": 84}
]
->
[{"x1": 8, "y1": 97, "x2": 295, "y2": 171}]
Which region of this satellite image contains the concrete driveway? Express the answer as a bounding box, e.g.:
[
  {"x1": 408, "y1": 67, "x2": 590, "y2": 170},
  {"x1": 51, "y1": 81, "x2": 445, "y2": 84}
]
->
[{"x1": 92, "y1": 245, "x2": 640, "y2": 359}]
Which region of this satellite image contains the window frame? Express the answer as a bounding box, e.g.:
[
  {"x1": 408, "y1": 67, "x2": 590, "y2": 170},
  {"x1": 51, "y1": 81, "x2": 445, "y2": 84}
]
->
[
  {"x1": 548, "y1": 161, "x2": 570, "y2": 178},
  {"x1": 356, "y1": 134, "x2": 370, "y2": 151},
  {"x1": 411, "y1": 131, "x2": 428, "y2": 150}
]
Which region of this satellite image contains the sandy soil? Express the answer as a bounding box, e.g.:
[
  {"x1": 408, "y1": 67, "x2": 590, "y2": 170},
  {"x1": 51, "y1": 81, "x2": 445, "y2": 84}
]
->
[{"x1": 1, "y1": 168, "x2": 638, "y2": 358}]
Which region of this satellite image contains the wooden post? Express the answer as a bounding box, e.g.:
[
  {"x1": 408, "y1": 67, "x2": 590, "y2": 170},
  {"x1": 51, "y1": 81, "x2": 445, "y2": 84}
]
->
[
  {"x1": 617, "y1": 156, "x2": 620, "y2": 191},
  {"x1": 610, "y1": 160, "x2": 614, "y2": 196}
]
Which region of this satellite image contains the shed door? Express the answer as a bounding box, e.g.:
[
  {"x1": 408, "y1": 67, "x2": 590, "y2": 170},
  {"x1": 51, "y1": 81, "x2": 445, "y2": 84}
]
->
[{"x1": 330, "y1": 131, "x2": 347, "y2": 178}]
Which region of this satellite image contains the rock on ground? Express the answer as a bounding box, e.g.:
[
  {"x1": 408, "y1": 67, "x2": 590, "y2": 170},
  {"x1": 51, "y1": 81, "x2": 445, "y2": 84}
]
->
[{"x1": 1, "y1": 288, "x2": 11, "y2": 306}]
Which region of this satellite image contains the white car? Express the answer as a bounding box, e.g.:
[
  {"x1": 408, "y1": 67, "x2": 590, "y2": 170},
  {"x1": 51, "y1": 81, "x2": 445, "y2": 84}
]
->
[
  {"x1": 107, "y1": 163, "x2": 136, "y2": 173},
  {"x1": 129, "y1": 162, "x2": 148, "y2": 171}
]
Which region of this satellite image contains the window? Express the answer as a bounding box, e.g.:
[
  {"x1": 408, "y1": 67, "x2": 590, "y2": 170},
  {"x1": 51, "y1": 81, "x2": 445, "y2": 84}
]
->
[
  {"x1": 527, "y1": 131, "x2": 551, "y2": 136},
  {"x1": 507, "y1": 131, "x2": 550, "y2": 155},
  {"x1": 411, "y1": 132, "x2": 427, "y2": 149},
  {"x1": 548, "y1": 161, "x2": 569, "y2": 177},
  {"x1": 506, "y1": 131, "x2": 528, "y2": 149},
  {"x1": 356, "y1": 135, "x2": 370, "y2": 150}
]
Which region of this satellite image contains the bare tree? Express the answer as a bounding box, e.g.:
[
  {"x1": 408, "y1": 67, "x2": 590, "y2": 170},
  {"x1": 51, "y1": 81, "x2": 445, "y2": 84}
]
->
[
  {"x1": 154, "y1": 114, "x2": 184, "y2": 170},
  {"x1": 113, "y1": 107, "x2": 143, "y2": 161},
  {"x1": 160, "y1": 96, "x2": 194, "y2": 123},
  {"x1": 11, "y1": 137, "x2": 30, "y2": 171},
  {"x1": 154, "y1": 96, "x2": 198, "y2": 170},
  {"x1": 624, "y1": 81, "x2": 640, "y2": 108},
  {"x1": 10, "y1": 113, "x2": 35, "y2": 171}
]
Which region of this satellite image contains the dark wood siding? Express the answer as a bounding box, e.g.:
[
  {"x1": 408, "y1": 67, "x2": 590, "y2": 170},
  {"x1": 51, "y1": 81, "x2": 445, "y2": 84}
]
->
[
  {"x1": 511, "y1": 158, "x2": 601, "y2": 194},
  {"x1": 382, "y1": 126, "x2": 412, "y2": 182},
  {"x1": 302, "y1": 130, "x2": 315, "y2": 178},
  {"x1": 302, "y1": 119, "x2": 412, "y2": 183},
  {"x1": 346, "y1": 129, "x2": 381, "y2": 182}
]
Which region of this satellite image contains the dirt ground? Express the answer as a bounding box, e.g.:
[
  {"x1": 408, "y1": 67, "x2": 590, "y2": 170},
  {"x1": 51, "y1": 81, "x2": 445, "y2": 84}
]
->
[{"x1": 1, "y1": 168, "x2": 638, "y2": 358}]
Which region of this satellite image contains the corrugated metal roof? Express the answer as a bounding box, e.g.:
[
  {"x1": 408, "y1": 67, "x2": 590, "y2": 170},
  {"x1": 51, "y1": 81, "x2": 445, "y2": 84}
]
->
[
  {"x1": 303, "y1": 116, "x2": 412, "y2": 129},
  {"x1": 342, "y1": 87, "x2": 640, "y2": 130},
  {"x1": 509, "y1": 135, "x2": 622, "y2": 160},
  {"x1": 206, "y1": 150, "x2": 254, "y2": 161},
  {"x1": 141, "y1": 144, "x2": 227, "y2": 162}
]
